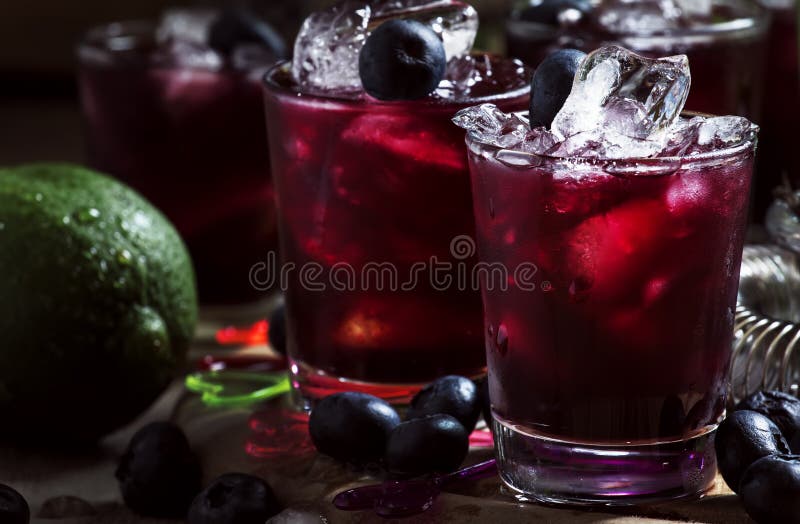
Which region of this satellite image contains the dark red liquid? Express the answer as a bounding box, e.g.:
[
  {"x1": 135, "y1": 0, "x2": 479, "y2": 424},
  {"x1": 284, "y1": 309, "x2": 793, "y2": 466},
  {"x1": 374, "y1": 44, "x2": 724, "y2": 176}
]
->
[
  {"x1": 263, "y1": 62, "x2": 529, "y2": 395},
  {"x1": 77, "y1": 23, "x2": 278, "y2": 305},
  {"x1": 505, "y1": 6, "x2": 768, "y2": 119},
  {"x1": 469, "y1": 147, "x2": 754, "y2": 443},
  {"x1": 754, "y1": 4, "x2": 800, "y2": 219}
]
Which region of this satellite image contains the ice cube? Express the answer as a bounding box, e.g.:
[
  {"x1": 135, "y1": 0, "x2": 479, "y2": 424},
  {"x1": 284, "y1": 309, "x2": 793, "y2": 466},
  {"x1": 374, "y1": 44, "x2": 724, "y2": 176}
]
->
[
  {"x1": 157, "y1": 8, "x2": 218, "y2": 45},
  {"x1": 523, "y1": 127, "x2": 560, "y2": 155},
  {"x1": 697, "y1": 116, "x2": 755, "y2": 148},
  {"x1": 452, "y1": 104, "x2": 529, "y2": 148},
  {"x1": 436, "y1": 54, "x2": 528, "y2": 100},
  {"x1": 373, "y1": 1, "x2": 478, "y2": 61},
  {"x1": 291, "y1": 0, "x2": 478, "y2": 92},
  {"x1": 596, "y1": 0, "x2": 684, "y2": 34},
  {"x1": 291, "y1": 1, "x2": 372, "y2": 92},
  {"x1": 548, "y1": 129, "x2": 663, "y2": 159},
  {"x1": 151, "y1": 40, "x2": 223, "y2": 71},
  {"x1": 551, "y1": 45, "x2": 690, "y2": 157},
  {"x1": 662, "y1": 115, "x2": 756, "y2": 156},
  {"x1": 674, "y1": 0, "x2": 713, "y2": 18}
]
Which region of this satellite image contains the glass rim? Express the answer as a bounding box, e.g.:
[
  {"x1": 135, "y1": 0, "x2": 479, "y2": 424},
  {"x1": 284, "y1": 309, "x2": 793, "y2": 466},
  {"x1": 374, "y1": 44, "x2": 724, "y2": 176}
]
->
[
  {"x1": 76, "y1": 18, "x2": 276, "y2": 73},
  {"x1": 77, "y1": 19, "x2": 157, "y2": 62},
  {"x1": 507, "y1": 0, "x2": 769, "y2": 44},
  {"x1": 262, "y1": 59, "x2": 533, "y2": 108},
  {"x1": 465, "y1": 110, "x2": 758, "y2": 173}
]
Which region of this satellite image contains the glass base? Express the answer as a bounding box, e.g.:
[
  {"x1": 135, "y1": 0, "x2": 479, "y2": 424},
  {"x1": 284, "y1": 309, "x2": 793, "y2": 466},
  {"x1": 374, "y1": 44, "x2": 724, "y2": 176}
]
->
[
  {"x1": 289, "y1": 359, "x2": 435, "y2": 410},
  {"x1": 493, "y1": 416, "x2": 718, "y2": 506}
]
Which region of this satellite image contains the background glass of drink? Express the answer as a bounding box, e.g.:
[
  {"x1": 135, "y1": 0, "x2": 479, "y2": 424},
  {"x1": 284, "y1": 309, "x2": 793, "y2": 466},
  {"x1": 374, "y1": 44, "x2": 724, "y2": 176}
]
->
[
  {"x1": 263, "y1": 60, "x2": 529, "y2": 407},
  {"x1": 505, "y1": 0, "x2": 768, "y2": 118},
  {"x1": 466, "y1": 117, "x2": 757, "y2": 504},
  {"x1": 77, "y1": 16, "x2": 281, "y2": 320},
  {"x1": 754, "y1": 0, "x2": 800, "y2": 219}
]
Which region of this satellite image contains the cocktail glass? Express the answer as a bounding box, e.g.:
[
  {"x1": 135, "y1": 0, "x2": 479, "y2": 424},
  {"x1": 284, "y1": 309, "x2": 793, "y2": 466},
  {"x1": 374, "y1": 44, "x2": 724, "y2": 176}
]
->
[
  {"x1": 505, "y1": 0, "x2": 769, "y2": 118},
  {"x1": 464, "y1": 110, "x2": 757, "y2": 504},
  {"x1": 262, "y1": 58, "x2": 530, "y2": 408},
  {"x1": 77, "y1": 17, "x2": 280, "y2": 322}
]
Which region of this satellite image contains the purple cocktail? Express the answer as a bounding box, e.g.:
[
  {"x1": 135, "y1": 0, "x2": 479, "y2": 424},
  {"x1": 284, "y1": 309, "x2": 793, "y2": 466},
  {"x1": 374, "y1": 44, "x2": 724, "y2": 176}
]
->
[
  {"x1": 752, "y1": 0, "x2": 800, "y2": 219},
  {"x1": 77, "y1": 9, "x2": 283, "y2": 309},
  {"x1": 456, "y1": 46, "x2": 757, "y2": 504},
  {"x1": 263, "y1": 1, "x2": 530, "y2": 407},
  {"x1": 506, "y1": 0, "x2": 768, "y2": 118}
]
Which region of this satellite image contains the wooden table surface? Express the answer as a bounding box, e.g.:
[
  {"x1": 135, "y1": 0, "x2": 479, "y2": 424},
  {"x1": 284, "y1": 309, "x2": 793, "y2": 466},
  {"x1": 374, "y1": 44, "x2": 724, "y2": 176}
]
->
[
  {"x1": 0, "y1": 342, "x2": 755, "y2": 524},
  {"x1": 0, "y1": 99, "x2": 756, "y2": 523}
]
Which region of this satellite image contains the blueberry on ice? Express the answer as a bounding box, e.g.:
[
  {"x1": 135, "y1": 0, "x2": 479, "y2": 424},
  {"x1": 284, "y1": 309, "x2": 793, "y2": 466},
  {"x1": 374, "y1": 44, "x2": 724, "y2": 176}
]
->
[
  {"x1": 529, "y1": 48, "x2": 586, "y2": 128},
  {"x1": 358, "y1": 19, "x2": 446, "y2": 101}
]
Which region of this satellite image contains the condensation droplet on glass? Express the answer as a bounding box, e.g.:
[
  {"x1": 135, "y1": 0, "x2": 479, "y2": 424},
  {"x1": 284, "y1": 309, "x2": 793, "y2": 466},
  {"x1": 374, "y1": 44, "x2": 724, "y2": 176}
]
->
[{"x1": 496, "y1": 324, "x2": 509, "y2": 356}]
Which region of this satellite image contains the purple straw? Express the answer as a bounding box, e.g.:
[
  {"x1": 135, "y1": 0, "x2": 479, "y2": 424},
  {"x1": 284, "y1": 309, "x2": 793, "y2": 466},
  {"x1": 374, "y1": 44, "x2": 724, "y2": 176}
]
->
[{"x1": 333, "y1": 459, "x2": 497, "y2": 518}]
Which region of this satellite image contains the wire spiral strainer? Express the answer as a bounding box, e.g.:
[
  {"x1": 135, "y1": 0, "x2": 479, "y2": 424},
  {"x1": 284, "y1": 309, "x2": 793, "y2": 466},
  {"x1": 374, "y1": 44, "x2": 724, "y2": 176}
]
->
[{"x1": 731, "y1": 194, "x2": 800, "y2": 403}]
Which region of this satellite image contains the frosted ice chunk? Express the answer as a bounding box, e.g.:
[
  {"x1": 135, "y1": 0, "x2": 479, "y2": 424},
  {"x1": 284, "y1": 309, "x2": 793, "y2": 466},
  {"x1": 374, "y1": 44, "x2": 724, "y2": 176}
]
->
[
  {"x1": 697, "y1": 116, "x2": 754, "y2": 147},
  {"x1": 452, "y1": 104, "x2": 529, "y2": 148},
  {"x1": 374, "y1": 1, "x2": 478, "y2": 61},
  {"x1": 291, "y1": 1, "x2": 371, "y2": 92},
  {"x1": 522, "y1": 127, "x2": 560, "y2": 155},
  {"x1": 151, "y1": 40, "x2": 223, "y2": 70},
  {"x1": 662, "y1": 115, "x2": 757, "y2": 156},
  {"x1": 548, "y1": 129, "x2": 663, "y2": 158},
  {"x1": 551, "y1": 45, "x2": 690, "y2": 157},
  {"x1": 596, "y1": 0, "x2": 684, "y2": 34},
  {"x1": 157, "y1": 8, "x2": 218, "y2": 45},
  {"x1": 291, "y1": 0, "x2": 478, "y2": 92},
  {"x1": 674, "y1": 0, "x2": 713, "y2": 18}
]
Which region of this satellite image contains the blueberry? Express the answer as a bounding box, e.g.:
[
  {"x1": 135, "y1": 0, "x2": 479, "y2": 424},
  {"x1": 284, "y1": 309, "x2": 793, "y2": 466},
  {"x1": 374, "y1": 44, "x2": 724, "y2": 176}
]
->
[
  {"x1": 407, "y1": 375, "x2": 482, "y2": 432},
  {"x1": 385, "y1": 414, "x2": 469, "y2": 476},
  {"x1": 736, "y1": 390, "x2": 800, "y2": 446},
  {"x1": 358, "y1": 19, "x2": 446, "y2": 101},
  {"x1": 268, "y1": 303, "x2": 286, "y2": 355},
  {"x1": 209, "y1": 7, "x2": 288, "y2": 58},
  {"x1": 0, "y1": 484, "x2": 29, "y2": 524},
  {"x1": 187, "y1": 473, "x2": 281, "y2": 524},
  {"x1": 715, "y1": 410, "x2": 790, "y2": 493},
  {"x1": 518, "y1": 0, "x2": 593, "y2": 25},
  {"x1": 116, "y1": 421, "x2": 202, "y2": 517},
  {"x1": 529, "y1": 48, "x2": 586, "y2": 129},
  {"x1": 308, "y1": 392, "x2": 401, "y2": 465},
  {"x1": 740, "y1": 454, "x2": 800, "y2": 524}
]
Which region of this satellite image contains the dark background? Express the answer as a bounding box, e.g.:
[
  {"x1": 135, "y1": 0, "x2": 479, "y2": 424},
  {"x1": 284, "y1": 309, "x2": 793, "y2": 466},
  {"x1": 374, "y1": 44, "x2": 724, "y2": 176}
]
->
[{"x1": 0, "y1": 0, "x2": 510, "y2": 165}]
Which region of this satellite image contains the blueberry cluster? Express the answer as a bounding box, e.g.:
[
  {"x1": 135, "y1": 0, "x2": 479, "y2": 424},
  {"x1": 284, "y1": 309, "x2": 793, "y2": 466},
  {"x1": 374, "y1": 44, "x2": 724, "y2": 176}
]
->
[
  {"x1": 309, "y1": 375, "x2": 490, "y2": 476},
  {"x1": 715, "y1": 390, "x2": 800, "y2": 523},
  {"x1": 115, "y1": 422, "x2": 282, "y2": 523}
]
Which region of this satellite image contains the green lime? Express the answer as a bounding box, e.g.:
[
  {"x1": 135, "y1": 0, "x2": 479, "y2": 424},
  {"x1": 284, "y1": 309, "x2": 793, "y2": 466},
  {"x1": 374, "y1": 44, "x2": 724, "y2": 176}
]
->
[{"x1": 0, "y1": 164, "x2": 197, "y2": 442}]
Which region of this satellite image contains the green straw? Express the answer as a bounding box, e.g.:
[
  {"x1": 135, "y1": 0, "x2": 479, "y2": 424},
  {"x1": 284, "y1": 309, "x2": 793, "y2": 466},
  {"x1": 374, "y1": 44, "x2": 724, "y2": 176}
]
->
[{"x1": 185, "y1": 370, "x2": 290, "y2": 408}]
